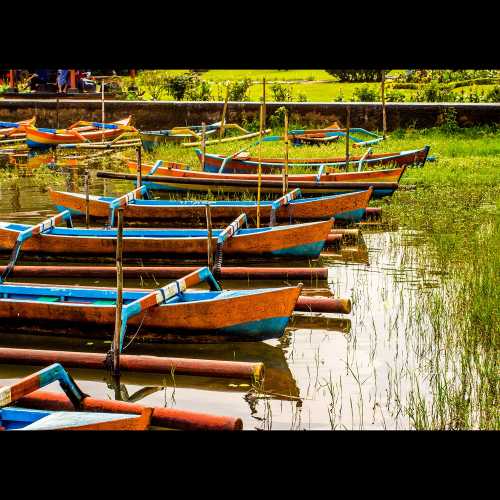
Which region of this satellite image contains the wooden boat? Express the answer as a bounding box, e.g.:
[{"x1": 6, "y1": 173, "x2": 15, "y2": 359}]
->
[
  {"x1": 128, "y1": 158, "x2": 409, "y2": 184},
  {"x1": 1, "y1": 363, "x2": 152, "y2": 430},
  {"x1": 99, "y1": 170, "x2": 397, "y2": 198},
  {"x1": 0, "y1": 270, "x2": 301, "y2": 342},
  {"x1": 0, "y1": 117, "x2": 36, "y2": 140},
  {"x1": 288, "y1": 126, "x2": 384, "y2": 147},
  {"x1": 49, "y1": 186, "x2": 374, "y2": 224},
  {"x1": 25, "y1": 117, "x2": 135, "y2": 149},
  {"x1": 0, "y1": 218, "x2": 334, "y2": 259},
  {"x1": 195, "y1": 146, "x2": 430, "y2": 174}
]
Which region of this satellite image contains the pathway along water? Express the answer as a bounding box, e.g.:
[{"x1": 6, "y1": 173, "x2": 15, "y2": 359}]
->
[{"x1": 0, "y1": 168, "x2": 453, "y2": 429}]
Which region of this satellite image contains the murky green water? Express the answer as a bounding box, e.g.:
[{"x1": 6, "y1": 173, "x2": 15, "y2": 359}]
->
[{"x1": 0, "y1": 160, "x2": 444, "y2": 430}]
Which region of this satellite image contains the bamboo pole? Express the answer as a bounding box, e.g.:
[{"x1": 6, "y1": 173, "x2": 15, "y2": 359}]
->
[
  {"x1": 136, "y1": 145, "x2": 142, "y2": 189},
  {"x1": 345, "y1": 106, "x2": 351, "y2": 171},
  {"x1": 56, "y1": 96, "x2": 60, "y2": 129},
  {"x1": 112, "y1": 208, "x2": 124, "y2": 376},
  {"x1": 283, "y1": 109, "x2": 289, "y2": 195},
  {"x1": 205, "y1": 204, "x2": 213, "y2": 269},
  {"x1": 84, "y1": 169, "x2": 90, "y2": 229},
  {"x1": 219, "y1": 85, "x2": 229, "y2": 141},
  {"x1": 101, "y1": 79, "x2": 105, "y2": 142},
  {"x1": 201, "y1": 122, "x2": 206, "y2": 170},
  {"x1": 381, "y1": 70, "x2": 387, "y2": 139},
  {"x1": 256, "y1": 78, "x2": 266, "y2": 228}
]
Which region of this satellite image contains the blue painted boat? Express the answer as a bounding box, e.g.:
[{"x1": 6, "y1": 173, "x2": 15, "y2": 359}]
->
[
  {"x1": 0, "y1": 267, "x2": 302, "y2": 342},
  {"x1": 0, "y1": 363, "x2": 152, "y2": 430}
]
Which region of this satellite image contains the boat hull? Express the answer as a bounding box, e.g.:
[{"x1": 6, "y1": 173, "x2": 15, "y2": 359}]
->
[
  {"x1": 128, "y1": 160, "x2": 407, "y2": 184},
  {"x1": 0, "y1": 220, "x2": 333, "y2": 259},
  {"x1": 25, "y1": 117, "x2": 133, "y2": 149},
  {"x1": 49, "y1": 188, "x2": 373, "y2": 225},
  {"x1": 196, "y1": 146, "x2": 430, "y2": 174},
  {"x1": 0, "y1": 285, "x2": 301, "y2": 342}
]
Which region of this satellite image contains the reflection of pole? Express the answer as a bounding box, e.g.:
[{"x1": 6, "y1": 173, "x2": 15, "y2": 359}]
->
[
  {"x1": 205, "y1": 204, "x2": 213, "y2": 269},
  {"x1": 112, "y1": 208, "x2": 124, "y2": 377},
  {"x1": 84, "y1": 169, "x2": 90, "y2": 228},
  {"x1": 201, "y1": 122, "x2": 206, "y2": 170},
  {"x1": 136, "y1": 146, "x2": 142, "y2": 188},
  {"x1": 381, "y1": 70, "x2": 387, "y2": 139}
]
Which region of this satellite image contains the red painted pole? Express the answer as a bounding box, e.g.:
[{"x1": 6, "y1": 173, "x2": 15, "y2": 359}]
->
[
  {"x1": 0, "y1": 347, "x2": 264, "y2": 381},
  {"x1": 8, "y1": 388, "x2": 243, "y2": 431},
  {"x1": 295, "y1": 296, "x2": 352, "y2": 314},
  {"x1": 365, "y1": 207, "x2": 382, "y2": 219},
  {"x1": 3, "y1": 265, "x2": 329, "y2": 281},
  {"x1": 9, "y1": 69, "x2": 15, "y2": 89}
]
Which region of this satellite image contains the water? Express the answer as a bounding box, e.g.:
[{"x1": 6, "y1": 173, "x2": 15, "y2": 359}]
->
[{"x1": 0, "y1": 161, "x2": 445, "y2": 430}]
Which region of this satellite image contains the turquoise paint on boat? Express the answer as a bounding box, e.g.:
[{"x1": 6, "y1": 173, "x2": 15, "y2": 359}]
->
[
  {"x1": 271, "y1": 240, "x2": 325, "y2": 258},
  {"x1": 334, "y1": 207, "x2": 366, "y2": 222},
  {"x1": 216, "y1": 316, "x2": 291, "y2": 340}
]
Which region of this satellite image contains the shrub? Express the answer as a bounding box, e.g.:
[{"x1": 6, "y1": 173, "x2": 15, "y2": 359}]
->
[
  {"x1": 385, "y1": 89, "x2": 406, "y2": 102},
  {"x1": 164, "y1": 72, "x2": 201, "y2": 100},
  {"x1": 270, "y1": 82, "x2": 294, "y2": 101},
  {"x1": 137, "y1": 70, "x2": 171, "y2": 100},
  {"x1": 325, "y1": 70, "x2": 384, "y2": 82},
  {"x1": 485, "y1": 85, "x2": 500, "y2": 102},
  {"x1": 185, "y1": 79, "x2": 212, "y2": 101},
  {"x1": 352, "y1": 85, "x2": 379, "y2": 102},
  {"x1": 269, "y1": 106, "x2": 288, "y2": 129},
  {"x1": 414, "y1": 81, "x2": 456, "y2": 102},
  {"x1": 227, "y1": 79, "x2": 252, "y2": 101},
  {"x1": 296, "y1": 93, "x2": 308, "y2": 102}
]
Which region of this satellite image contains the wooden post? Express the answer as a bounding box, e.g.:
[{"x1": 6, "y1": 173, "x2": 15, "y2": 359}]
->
[
  {"x1": 283, "y1": 109, "x2": 289, "y2": 195},
  {"x1": 205, "y1": 204, "x2": 213, "y2": 269},
  {"x1": 69, "y1": 70, "x2": 77, "y2": 93},
  {"x1": 101, "y1": 79, "x2": 105, "y2": 142},
  {"x1": 8, "y1": 70, "x2": 15, "y2": 90},
  {"x1": 345, "y1": 106, "x2": 350, "y2": 171},
  {"x1": 262, "y1": 77, "x2": 266, "y2": 129},
  {"x1": 256, "y1": 102, "x2": 264, "y2": 228},
  {"x1": 84, "y1": 169, "x2": 90, "y2": 228},
  {"x1": 113, "y1": 208, "x2": 124, "y2": 376},
  {"x1": 201, "y1": 122, "x2": 206, "y2": 170},
  {"x1": 381, "y1": 70, "x2": 387, "y2": 139},
  {"x1": 136, "y1": 145, "x2": 142, "y2": 188},
  {"x1": 55, "y1": 96, "x2": 60, "y2": 129},
  {"x1": 219, "y1": 86, "x2": 229, "y2": 141}
]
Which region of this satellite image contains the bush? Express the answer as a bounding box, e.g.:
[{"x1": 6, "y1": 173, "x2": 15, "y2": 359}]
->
[
  {"x1": 164, "y1": 72, "x2": 201, "y2": 100},
  {"x1": 227, "y1": 79, "x2": 252, "y2": 101},
  {"x1": 485, "y1": 85, "x2": 500, "y2": 102},
  {"x1": 269, "y1": 106, "x2": 288, "y2": 129},
  {"x1": 385, "y1": 89, "x2": 406, "y2": 102},
  {"x1": 352, "y1": 85, "x2": 379, "y2": 102},
  {"x1": 325, "y1": 70, "x2": 384, "y2": 82},
  {"x1": 270, "y1": 82, "x2": 294, "y2": 101},
  {"x1": 413, "y1": 81, "x2": 456, "y2": 102},
  {"x1": 296, "y1": 93, "x2": 308, "y2": 102},
  {"x1": 185, "y1": 79, "x2": 212, "y2": 101},
  {"x1": 137, "y1": 70, "x2": 171, "y2": 100}
]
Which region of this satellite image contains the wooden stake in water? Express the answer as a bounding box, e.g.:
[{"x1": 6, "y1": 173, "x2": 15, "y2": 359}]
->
[
  {"x1": 256, "y1": 102, "x2": 264, "y2": 228},
  {"x1": 101, "y1": 80, "x2": 105, "y2": 142},
  {"x1": 283, "y1": 109, "x2": 289, "y2": 195},
  {"x1": 84, "y1": 169, "x2": 90, "y2": 229},
  {"x1": 345, "y1": 106, "x2": 351, "y2": 171},
  {"x1": 113, "y1": 207, "x2": 124, "y2": 376},
  {"x1": 136, "y1": 145, "x2": 142, "y2": 188},
  {"x1": 381, "y1": 70, "x2": 387, "y2": 139},
  {"x1": 205, "y1": 204, "x2": 213, "y2": 269},
  {"x1": 201, "y1": 122, "x2": 206, "y2": 170},
  {"x1": 219, "y1": 86, "x2": 229, "y2": 141}
]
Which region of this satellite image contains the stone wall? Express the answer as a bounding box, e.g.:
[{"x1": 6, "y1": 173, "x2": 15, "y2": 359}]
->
[{"x1": 0, "y1": 99, "x2": 499, "y2": 130}]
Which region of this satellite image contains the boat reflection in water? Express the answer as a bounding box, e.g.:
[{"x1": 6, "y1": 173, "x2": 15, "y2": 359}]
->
[{"x1": 0, "y1": 332, "x2": 301, "y2": 402}]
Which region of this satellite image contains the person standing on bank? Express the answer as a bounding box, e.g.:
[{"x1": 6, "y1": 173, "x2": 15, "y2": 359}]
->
[{"x1": 57, "y1": 69, "x2": 69, "y2": 93}]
